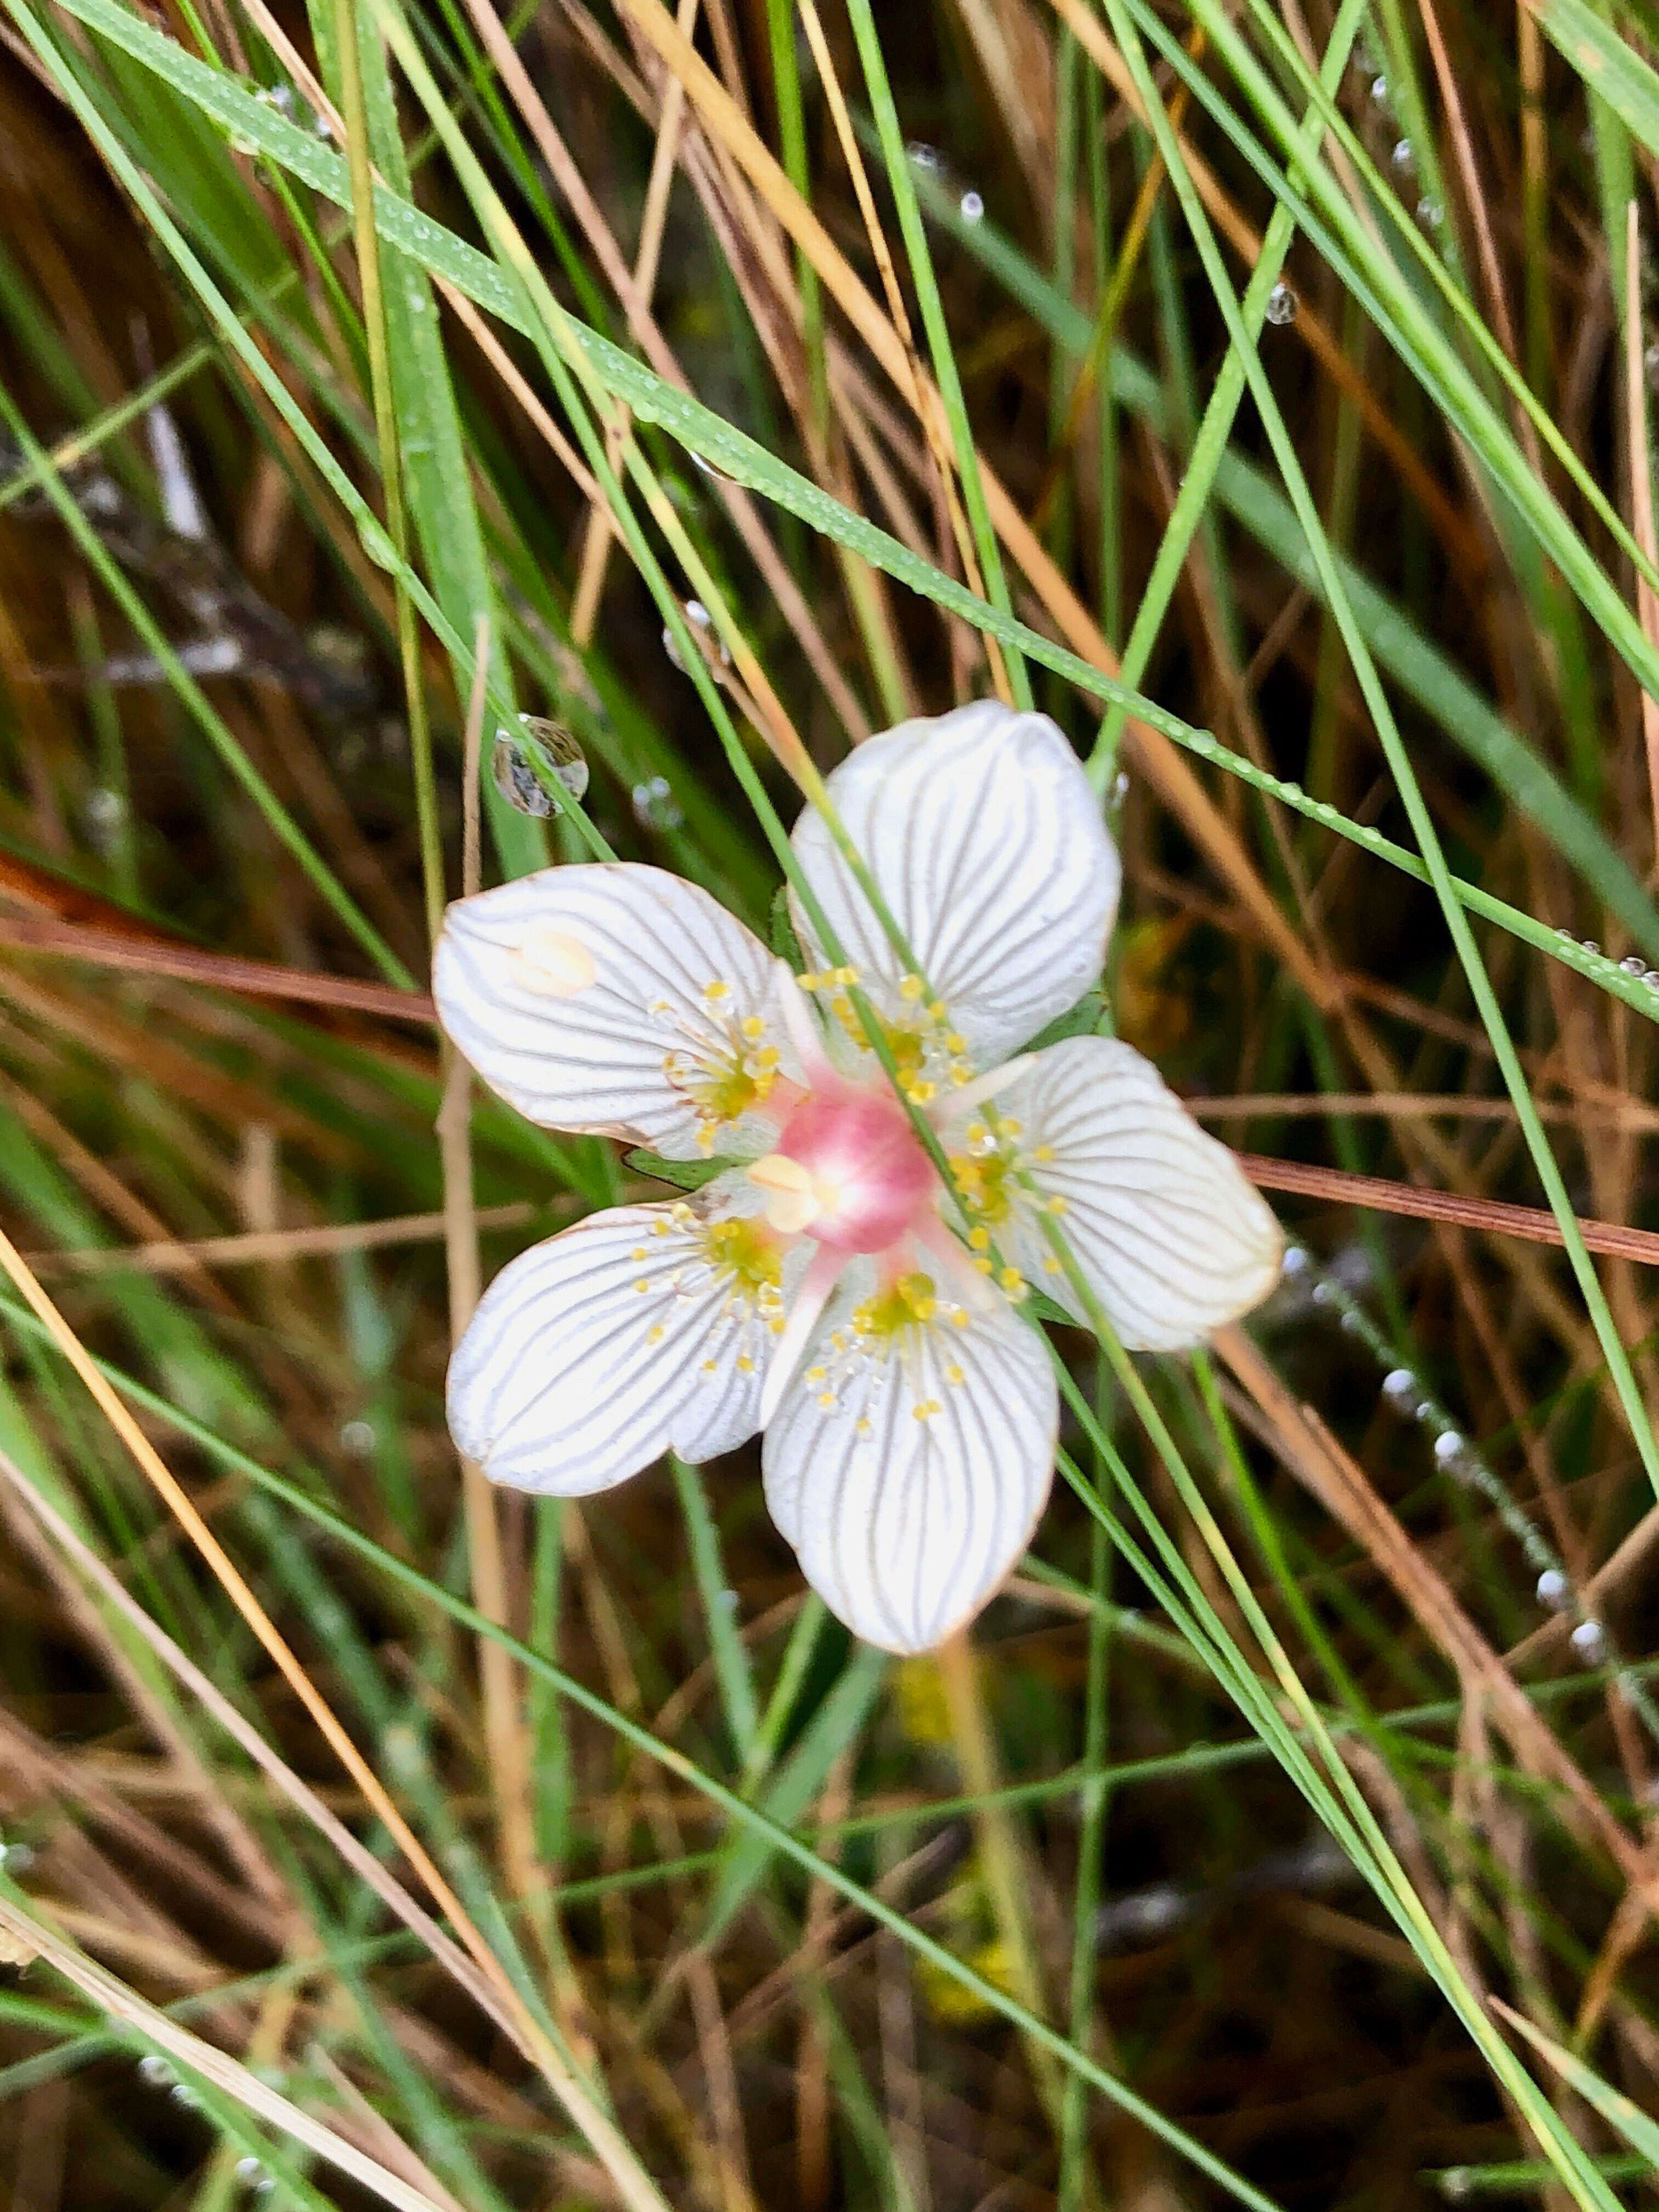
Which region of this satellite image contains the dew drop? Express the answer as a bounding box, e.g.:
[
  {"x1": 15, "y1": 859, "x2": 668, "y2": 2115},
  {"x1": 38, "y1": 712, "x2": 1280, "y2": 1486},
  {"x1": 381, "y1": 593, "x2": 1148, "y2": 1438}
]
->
[
  {"x1": 338, "y1": 1418, "x2": 376, "y2": 1457},
  {"x1": 1369, "y1": 74, "x2": 1389, "y2": 105},
  {"x1": 1310, "y1": 1278, "x2": 1336, "y2": 1305},
  {"x1": 253, "y1": 83, "x2": 296, "y2": 118},
  {"x1": 1381, "y1": 1367, "x2": 1417, "y2": 1403},
  {"x1": 1554, "y1": 925, "x2": 1574, "y2": 941},
  {"x1": 1570, "y1": 1618, "x2": 1607, "y2": 1662},
  {"x1": 1432, "y1": 1429, "x2": 1465, "y2": 1463},
  {"x1": 959, "y1": 189, "x2": 985, "y2": 223},
  {"x1": 632, "y1": 774, "x2": 685, "y2": 832},
  {"x1": 1417, "y1": 198, "x2": 1444, "y2": 228},
  {"x1": 1644, "y1": 970, "x2": 1659, "y2": 990},
  {"x1": 1621, "y1": 953, "x2": 1646, "y2": 975},
  {"x1": 235, "y1": 2157, "x2": 265, "y2": 2182},
  {"x1": 1535, "y1": 1567, "x2": 1569, "y2": 1610},
  {"x1": 492, "y1": 716, "x2": 589, "y2": 819},
  {"x1": 171, "y1": 2082, "x2": 201, "y2": 2110},
  {"x1": 1440, "y1": 2171, "x2": 1472, "y2": 2204},
  {"x1": 1582, "y1": 940, "x2": 1601, "y2": 957},
  {"x1": 83, "y1": 787, "x2": 126, "y2": 852},
  {"x1": 1265, "y1": 280, "x2": 1298, "y2": 326},
  {"x1": 906, "y1": 141, "x2": 944, "y2": 173},
  {"x1": 1280, "y1": 1243, "x2": 1311, "y2": 1276},
  {"x1": 138, "y1": 2055, "x2": 176, "y2": 2086},
  {"x1": 662, "y1": 598, "x2": 731, "y2": 676},
  {"x1": 1391, "y1": 137, "x2": 1413, "y2": 171},
  {"x1": 1647, "y1": 340, "x2": 1659, "y2": 390},
  {"x1": 356, "y1": 512, "x2": 400, "y2": 572}
]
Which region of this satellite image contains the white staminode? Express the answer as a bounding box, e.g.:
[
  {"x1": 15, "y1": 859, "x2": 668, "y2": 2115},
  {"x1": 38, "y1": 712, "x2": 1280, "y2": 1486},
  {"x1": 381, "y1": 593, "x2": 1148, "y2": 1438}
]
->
[{"x1": 433, "y1": 702, "x2": 1282, "y2": 1653}]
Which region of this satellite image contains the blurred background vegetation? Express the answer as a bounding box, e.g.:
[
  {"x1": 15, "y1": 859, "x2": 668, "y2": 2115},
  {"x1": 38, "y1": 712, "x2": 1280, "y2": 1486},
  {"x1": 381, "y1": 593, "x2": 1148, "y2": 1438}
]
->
[{"x1": 2, "y1": 0, "x2": 1659, "y2": 2205}]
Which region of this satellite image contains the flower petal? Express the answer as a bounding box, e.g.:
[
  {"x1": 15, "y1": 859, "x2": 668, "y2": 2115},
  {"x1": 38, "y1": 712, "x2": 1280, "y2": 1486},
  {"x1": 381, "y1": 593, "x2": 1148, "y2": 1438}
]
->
[
  {"x1": 763, "y1": 1272, "x2": 1057, "y2": 1652},
  {"x1": 434, "y1": 863, "x2": 798, "y2": 1156},
  {"x1": 1004, "y1": 1036, "x2": 1282, "y2": 1349},
  {"x1": 790, "y1": 702, "x2": 1120, "y2": 1068},
  {"x1": 449, "y1": 1177, "x2": 792, "y2": 1493}
]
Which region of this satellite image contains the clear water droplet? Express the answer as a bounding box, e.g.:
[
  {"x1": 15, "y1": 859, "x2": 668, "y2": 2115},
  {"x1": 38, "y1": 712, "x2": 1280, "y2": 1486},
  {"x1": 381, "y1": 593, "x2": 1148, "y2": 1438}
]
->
[
  {"x1": 1644, "y1": 970, "x2": 1659, "y2": 990},
  {"x1": 83, "y1": 787, "x2": 126, "y2": 852},
  {"x1": 1265, "y1": 280, "x2": 1298, "y2": 326},
  {"x1": 171, "y1": 2082, "x2": 201, "y2": 2109},
  {"x1": 632, "y1": 775, "x2": 685, "y2": 832},
  {"x1": 1440, "y1": 2170, "x2": 1472, "y2": 2204},
  {"x1": 1554, "y1": 926, "x2": 1575, "y2": 941},
  {"x1": 338, "y1": 1418, "x2": 376, "y2": 1457},
  {"x1": 138, "y1": 2055, "x2": 175, "y2": 2086},
  {"x1": 1310, "y1": 1279, "x2": 1336, "y2": 1305},
  {"x1": 253, "y1": 83, "x2": 296, "y2": 118},
  {"x1": 1432, "y1": 1429, "x2": 1465, "y2": 1462},
  {"x1": 662, "y1": 599, "x2": 731, "y2": 676},
  {"x1": 1391, "y1": 137, "x2": 1413, "y2": 171},
  {"x1": 959, "y1": 189, "x2": 985, "y2": 223},
  {"x1": 1369, "y1": 74, "x2": 1389, "y2": 105},
  {"x1": 906, "y1": 141, "x2": 944, "y2": 173},
  {"x1": 1570, "y1": 1618, "x2": 1607, "y2": 1662},
  {"x1": 1280, "y1": 1244, "x2": 1311, "y2": 1276},
  {"x1": 1535, "y1": 1567, "x2": 1569, "y2": 1610},
  {"x1": 235, "y1": 2157, "x2": 266, "y2": 2183},
  {"x1": 1621, "y1": 953, "x2": 1645, "y2": 975},
  {"x1": 1417, "y1": 197, "x2": 1444, "y2": 228},
  {"x1": 1582, "y1": 939, "x2": 1601, "y2": 957},
  {"x1": 356, "y1": 513, "x2": 400, "y2": 572},
  {"x1": 492, "y1": 717, "x2": 589, "y2": 819},
  {"x1": 1381, "y1": 1367, "x2": 1417, "y2": 1402}
]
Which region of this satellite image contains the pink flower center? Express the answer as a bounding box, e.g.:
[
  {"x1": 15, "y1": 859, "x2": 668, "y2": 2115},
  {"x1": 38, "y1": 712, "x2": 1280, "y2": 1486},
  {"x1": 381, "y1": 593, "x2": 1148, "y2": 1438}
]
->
[{"x1": 748, "y1": 1081, "x2": 937, "y2": 1254}]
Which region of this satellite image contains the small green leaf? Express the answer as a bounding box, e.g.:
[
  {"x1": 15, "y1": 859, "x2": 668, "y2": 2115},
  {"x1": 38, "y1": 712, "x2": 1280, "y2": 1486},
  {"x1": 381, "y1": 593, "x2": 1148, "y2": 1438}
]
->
[
  {"x1": 624, "y1": 1149, "x2": 735, "y2": 1192},
  {"x1": 1022, "y1": 990, "x2": 1107, "y2": 1052},
  {"x1": 769, "y1": 882, "x2": 805, "y2": 968}
]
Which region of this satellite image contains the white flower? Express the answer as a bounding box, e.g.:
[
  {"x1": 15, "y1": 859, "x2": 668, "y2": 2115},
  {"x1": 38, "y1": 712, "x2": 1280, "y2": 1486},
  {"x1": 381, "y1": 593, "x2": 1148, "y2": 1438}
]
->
[{"x1": 433, "y1": 702, "x2": 1282, "y2": 1653}]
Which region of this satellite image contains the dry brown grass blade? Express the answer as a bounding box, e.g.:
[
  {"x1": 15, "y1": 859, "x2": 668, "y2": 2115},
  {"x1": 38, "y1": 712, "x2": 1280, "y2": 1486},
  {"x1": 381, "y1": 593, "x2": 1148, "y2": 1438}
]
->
[
  {"x1": 27, "y1": 1201, "x2": 539, "y2": 1276},
  {"x1": 1217, "y1": 1327, "x2": 1659, "y2": 1911},
  {"x1": 605, "y1": 0, "x2": 1331, "y2": 1003},
  {"x1": 1237, "y1": 1152, "x2": 1659, "y2": 1267},
  {"x1": 0, "y1": 914, "x2": 436, "y2": 1019},
  {"x1": 0, "y1": 1889, "x2": 454, "y2": 2212},
  {"x1": 0, "y1": 1237, "x2": 673, "y2": 2212},
  {"x1": 1623, "y1": 198, "x2": 1659, "y2": 869}
]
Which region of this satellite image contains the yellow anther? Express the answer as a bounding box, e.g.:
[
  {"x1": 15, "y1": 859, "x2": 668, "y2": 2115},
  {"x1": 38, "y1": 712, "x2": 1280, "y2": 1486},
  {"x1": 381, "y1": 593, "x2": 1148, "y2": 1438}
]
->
[
  {"x1": 703, "y1": 978, "x2": 731, "y2": 1001},
  {"x1": 1042, "y1": 1257, "x2": 1063, "y2": 1275},
  {"x1": 647, "y1": 1324, "x2": 665, "y2": 1345},
  {"x1": 736, "y1": 1353, "x2": 754, "y2": 1374},
  {"x1": 899, "y1": 974, "x2": 925, "y2": 1001},
  {"x1": 912, "y1": 1398, "x2": 943, "y2": 1421},
  {"x1": 634, "y1": 1278, "x2": 651, "y2": 1294},
  {"x1": 927, "y1": 1000, "x2": 949, "y2": 1023},
  {"x1": 967, "y1": 1226, "x2": 991, "y2": 1253},
  {"x1": 998, "y1": 1266, "x2": 1024, "y2": 1293},
  {"x1": 974, "y1": 1256, "x2": 994, "y2": 1276},
  {"x1": 631, "y1": 1246, "x2": 648, "y2": 1262},
  {"x1": 856, "y1": 1416, "x2": 873, "y2": 1436},
  {"x1": 805, "y1": 1365, "x2": 827, "y2": 1385},
  {"x1": 946, "y1": 1363, "x2": 965, "y2": 1387},
  {"x1": 1046, "y1": 1194, "x2": 1069, "y2": 1215},
  {"x1": 817, "y1": 1391, "x2": 836, "y2": 1409},
  {"x1": 741, "y1": 1014, "x2": 766, "y2": 1039},
  {"x1": 944, "y1": 1032, "x2": 967, "y2": 1054},
  {"x1": 702, "y1": 1357, "x2": 719, "y2": 1374},
  {"x1": 1034, "y1": 1144, "x2": 1056, "y2": 1163},
  {"x1": 909, "y1": 1080, "x2": 937, "y2": 1104}
]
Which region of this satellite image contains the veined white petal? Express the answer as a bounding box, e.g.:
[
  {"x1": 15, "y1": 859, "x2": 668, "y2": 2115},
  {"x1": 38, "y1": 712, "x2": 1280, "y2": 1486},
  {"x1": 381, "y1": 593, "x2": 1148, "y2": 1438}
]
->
[
  {"x1": 762, "y1": 1271, "x2": 1057, "y2": 1652},
  {"x1": 448, "y1": 1177, "x2": 792, "y2": 1493},
  {"x1": 434, "y1": 864, "x2": 798, "y2": 1157},
  {"x1": 789, "y1": 703, "x2": 1120, "y2": 1069},
  {"x1": 1003, "y1": 1036, "x2": 1282, "y2": 1350}
]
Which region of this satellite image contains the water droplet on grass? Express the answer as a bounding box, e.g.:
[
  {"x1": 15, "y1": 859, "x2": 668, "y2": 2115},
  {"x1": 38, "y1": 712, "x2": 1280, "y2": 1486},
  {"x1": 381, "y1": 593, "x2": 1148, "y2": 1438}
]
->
[
  {"x1": 492, "y1": 718, "x2": 589, "y2": 818},
  {"x1": 1265, "y1": 280, "x2": 1297, "y2": 325},
  {"x1": 1536, "y1": 1568, "x2": 1569, "y2": 1609},
  {"x1": 633, "y1": 775, "x2": 684, "y2": 832},
  {"x1": 960, "y1": 189, "x2": 985, "y2": 223}
]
